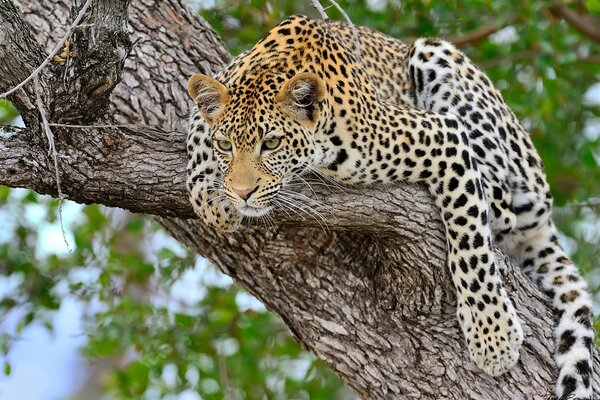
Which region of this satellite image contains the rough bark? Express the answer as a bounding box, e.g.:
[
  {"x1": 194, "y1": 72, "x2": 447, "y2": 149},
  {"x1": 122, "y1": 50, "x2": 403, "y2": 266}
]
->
[{"x1": 0, "y1": 0, "x2": 598, "y2": 399}]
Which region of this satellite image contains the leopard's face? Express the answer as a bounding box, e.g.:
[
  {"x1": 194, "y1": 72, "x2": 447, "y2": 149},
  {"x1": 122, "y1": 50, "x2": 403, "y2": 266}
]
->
[
  {"x1": 188, "y1": 72, "x2": 326, "y2": 218},
  {"x1": 209, "y1": 114, "x2": 319, "y2": 217}
]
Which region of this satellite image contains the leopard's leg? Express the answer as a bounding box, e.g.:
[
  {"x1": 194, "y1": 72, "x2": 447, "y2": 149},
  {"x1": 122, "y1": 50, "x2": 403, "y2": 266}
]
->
[
  {"x1": 401, "y1": 41, "x2": 523, "y2": 376},
  {"x1": 331, "y1": 107, "x2": 524, "y2": 376},
  {"x1": 408, "y1": 38, "x2": 594, "y2": 399},
  {"x1": 187, "y1": 107, "x2": 242, "y2": 232},
  {"x1": 416, "y1": 120, "x2": 523, "y2": 376},
  {"x1": 427, "y1": 155, "x2": 524, "y2": 376},
  {"x1": 408, "y1": 38, "x2": 517, "y2": 237}
]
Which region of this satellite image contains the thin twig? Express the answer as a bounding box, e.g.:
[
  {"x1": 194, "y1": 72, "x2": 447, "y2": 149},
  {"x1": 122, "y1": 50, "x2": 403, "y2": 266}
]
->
[
  {"x1": 479, "y1": 49, "x2": 540, "y2": 69},
  {"x1": 328, "y1": 0, "x2": 361, "y2": 55},
  {"x1": 0, "y1": 0, "x2": 93, "y2": 99},
  {"x1": 577, "y1": 54, "x2": 600, "y2": 64},
  {"x1": 34, "y1": 77, "x2": 71, "y2": 252},
  {"x1": 311, "y1": 0, "x2": 329, "y2": 19},
  {"x1": 328, "y1": 0, "x2": 350, "y2": 22},
  {"x1": 327, "y1": 0, "x2": 381, "y2": 103},
  {"x1": 550, "y1": 4, "x2": 600, "y2": 45},
  {"x1": 448, "y1": 23, "x2": 503, "y2": 46},
  {"x1": 48, "y1": 122, "x2": 186, "y2": 136},
  {"x1": 48, "y1": 122, "x2": 138, "y2": 129}
]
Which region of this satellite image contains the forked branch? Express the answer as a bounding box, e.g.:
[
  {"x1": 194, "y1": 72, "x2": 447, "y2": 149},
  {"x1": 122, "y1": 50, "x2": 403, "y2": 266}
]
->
[{"x1": 0, "y1": 1, "x2": 599, "y2": 399}]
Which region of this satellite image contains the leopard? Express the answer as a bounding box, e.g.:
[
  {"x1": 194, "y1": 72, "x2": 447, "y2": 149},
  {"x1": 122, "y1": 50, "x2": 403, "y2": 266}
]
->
[{"x1": 185, "y1": 15, "x2": 595, "y2": 400}]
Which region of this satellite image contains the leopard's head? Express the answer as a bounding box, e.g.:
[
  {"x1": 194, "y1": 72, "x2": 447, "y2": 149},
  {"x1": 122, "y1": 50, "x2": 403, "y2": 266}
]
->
[{"x1": 187, "y1": 72, "x2": 326, "y2": 218}]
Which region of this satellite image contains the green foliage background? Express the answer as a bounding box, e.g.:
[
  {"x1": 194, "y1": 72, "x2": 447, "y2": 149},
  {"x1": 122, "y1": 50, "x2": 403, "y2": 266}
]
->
[{"x1": 1, "y1": 1, "x2": 599, "y2": 398}]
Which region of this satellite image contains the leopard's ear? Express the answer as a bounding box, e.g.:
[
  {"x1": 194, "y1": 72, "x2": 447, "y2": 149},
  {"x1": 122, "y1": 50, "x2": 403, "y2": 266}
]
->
[
  {"x1": 187, "y1": 74, "x2": 230, "y2": 125},
  {"x1": 275, "y1": 72, "x2": 325, "y2": 123}
]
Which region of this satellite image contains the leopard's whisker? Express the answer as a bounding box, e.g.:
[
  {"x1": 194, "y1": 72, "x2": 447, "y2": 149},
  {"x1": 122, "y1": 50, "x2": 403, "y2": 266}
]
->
[
  {"x1": 262, "y1": 212, "x2": 277, "y2": 229},
  {"x1": 276, "y1": 193, "x2": 330, "y2": 231},
  {"x1": 293, "y1": 174, "x2": 318, "y2": 197},
  {"x1": 306, "y1": 166, "x2": 347, "y2": 192},
  {"x1": 271, "y1": 201, "x2": 294, "y2": 219},
  {"x1": 279, "y1": 189, "x2": 335, "y2": 218},
  {"x1": 275, "y1": 196, "x2": 316, "y2": 220},
  {"x1": 273, "y1": 198, "x2": 309, "y2": 221},
  {"x1": 285, "y1": 178, "x2": 339, "y2": 193},
  {"x1": 280, "y1": 188, "x2": 325, "y2": 204}
]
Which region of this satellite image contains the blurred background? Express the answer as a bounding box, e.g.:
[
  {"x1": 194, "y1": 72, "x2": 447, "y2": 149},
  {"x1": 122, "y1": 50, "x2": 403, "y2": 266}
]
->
[{"x1": 0, "y1": 0, "x2": 598, "y2": 399}]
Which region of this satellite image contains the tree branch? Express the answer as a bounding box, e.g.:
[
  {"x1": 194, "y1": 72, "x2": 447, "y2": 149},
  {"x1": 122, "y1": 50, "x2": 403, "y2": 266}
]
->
[
  {"x1": 311, "y1": 0, "x2": 330, "y2": 19},
  {"x1": 49, "y1": 0, "x2": 133, "y2": 122},
  {"x1": 448, "y1": 23, "x2": 503, "y2": 46},
  {"x1": 0, "y1": 0, "x2": 92, "y2": 100},
  {"x1": 3, "y1": 0, "x2": 599, "y2": 398},
  {"x1": 0, "y1": 123, "x2": 191, "y2": 217},
  {"x1": 0, "y1": 0, "x2": 47, "y2": 124},
  {"x1": 550, "y1": 3, "x2": 600, "y2": 45}
]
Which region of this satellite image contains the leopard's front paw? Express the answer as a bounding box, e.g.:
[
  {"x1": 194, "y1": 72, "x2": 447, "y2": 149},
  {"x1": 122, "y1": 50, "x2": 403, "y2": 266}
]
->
[
  {"x1": 457, "y1": 293, "x2": 523, "y2": 376},
  {"x1": 189, "y1": 187, "x2": 242, "y2": 232},
  {"x1": 200, "y1": 202, "x2": 242, "y2": 232}
]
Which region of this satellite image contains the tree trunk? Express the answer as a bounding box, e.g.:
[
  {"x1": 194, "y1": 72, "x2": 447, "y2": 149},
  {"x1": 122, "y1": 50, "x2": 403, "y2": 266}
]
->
[{"x1": 0, "y1": 1, "x2": 598, "y2": 398}]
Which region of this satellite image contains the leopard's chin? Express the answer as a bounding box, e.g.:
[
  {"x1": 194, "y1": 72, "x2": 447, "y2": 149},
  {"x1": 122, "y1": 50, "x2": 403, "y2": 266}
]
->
[{"x1": 238, "y1": 205, "x2": 272, "y2": 217}]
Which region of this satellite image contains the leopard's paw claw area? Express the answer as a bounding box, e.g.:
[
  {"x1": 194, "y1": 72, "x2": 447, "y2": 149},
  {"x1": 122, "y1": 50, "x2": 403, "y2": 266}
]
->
[
  {"x1": 458, "y1": 300, "x2": 523, "y2": 376},
  {"x1": 201, "y1": 206, "x2": 242, "y2": 233}
]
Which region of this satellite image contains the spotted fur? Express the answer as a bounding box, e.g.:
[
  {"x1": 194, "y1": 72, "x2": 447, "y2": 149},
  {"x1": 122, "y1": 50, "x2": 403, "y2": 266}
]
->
[{"x1": 186, "y1": 16, "x2": 595, "y2": 399}]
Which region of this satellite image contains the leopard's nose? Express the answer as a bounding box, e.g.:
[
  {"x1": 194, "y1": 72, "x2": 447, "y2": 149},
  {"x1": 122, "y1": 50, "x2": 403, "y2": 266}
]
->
[{"x1": 233, "y1": 186, "x2": 258, "y2": 201}]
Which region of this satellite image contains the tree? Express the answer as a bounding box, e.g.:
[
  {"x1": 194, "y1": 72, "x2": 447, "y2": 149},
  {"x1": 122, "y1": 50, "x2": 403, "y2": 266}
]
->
[{"x1": 0, "y1": 0, "x2": 598, "y2": 399}]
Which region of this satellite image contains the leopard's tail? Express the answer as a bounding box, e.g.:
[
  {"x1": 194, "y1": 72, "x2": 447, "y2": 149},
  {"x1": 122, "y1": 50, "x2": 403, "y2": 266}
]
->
[{"x1": 513, "y1": 219, "x2": 595, "y2": 400}]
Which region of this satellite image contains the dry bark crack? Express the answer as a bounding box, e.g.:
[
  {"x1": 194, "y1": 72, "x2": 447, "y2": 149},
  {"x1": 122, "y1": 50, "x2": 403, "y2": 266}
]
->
[{"x1": 0, "y1": 0, "x2": 598, "y2": 399}]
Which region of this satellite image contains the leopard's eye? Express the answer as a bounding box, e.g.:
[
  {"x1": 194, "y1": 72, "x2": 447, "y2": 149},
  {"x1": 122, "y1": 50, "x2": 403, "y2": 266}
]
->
[
  {"x1": 216, "y1": 139, "x2": 232, "y2": 152},
  {"x1": 262, "y1": 137, "x2": 282, "y2": 152}
]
